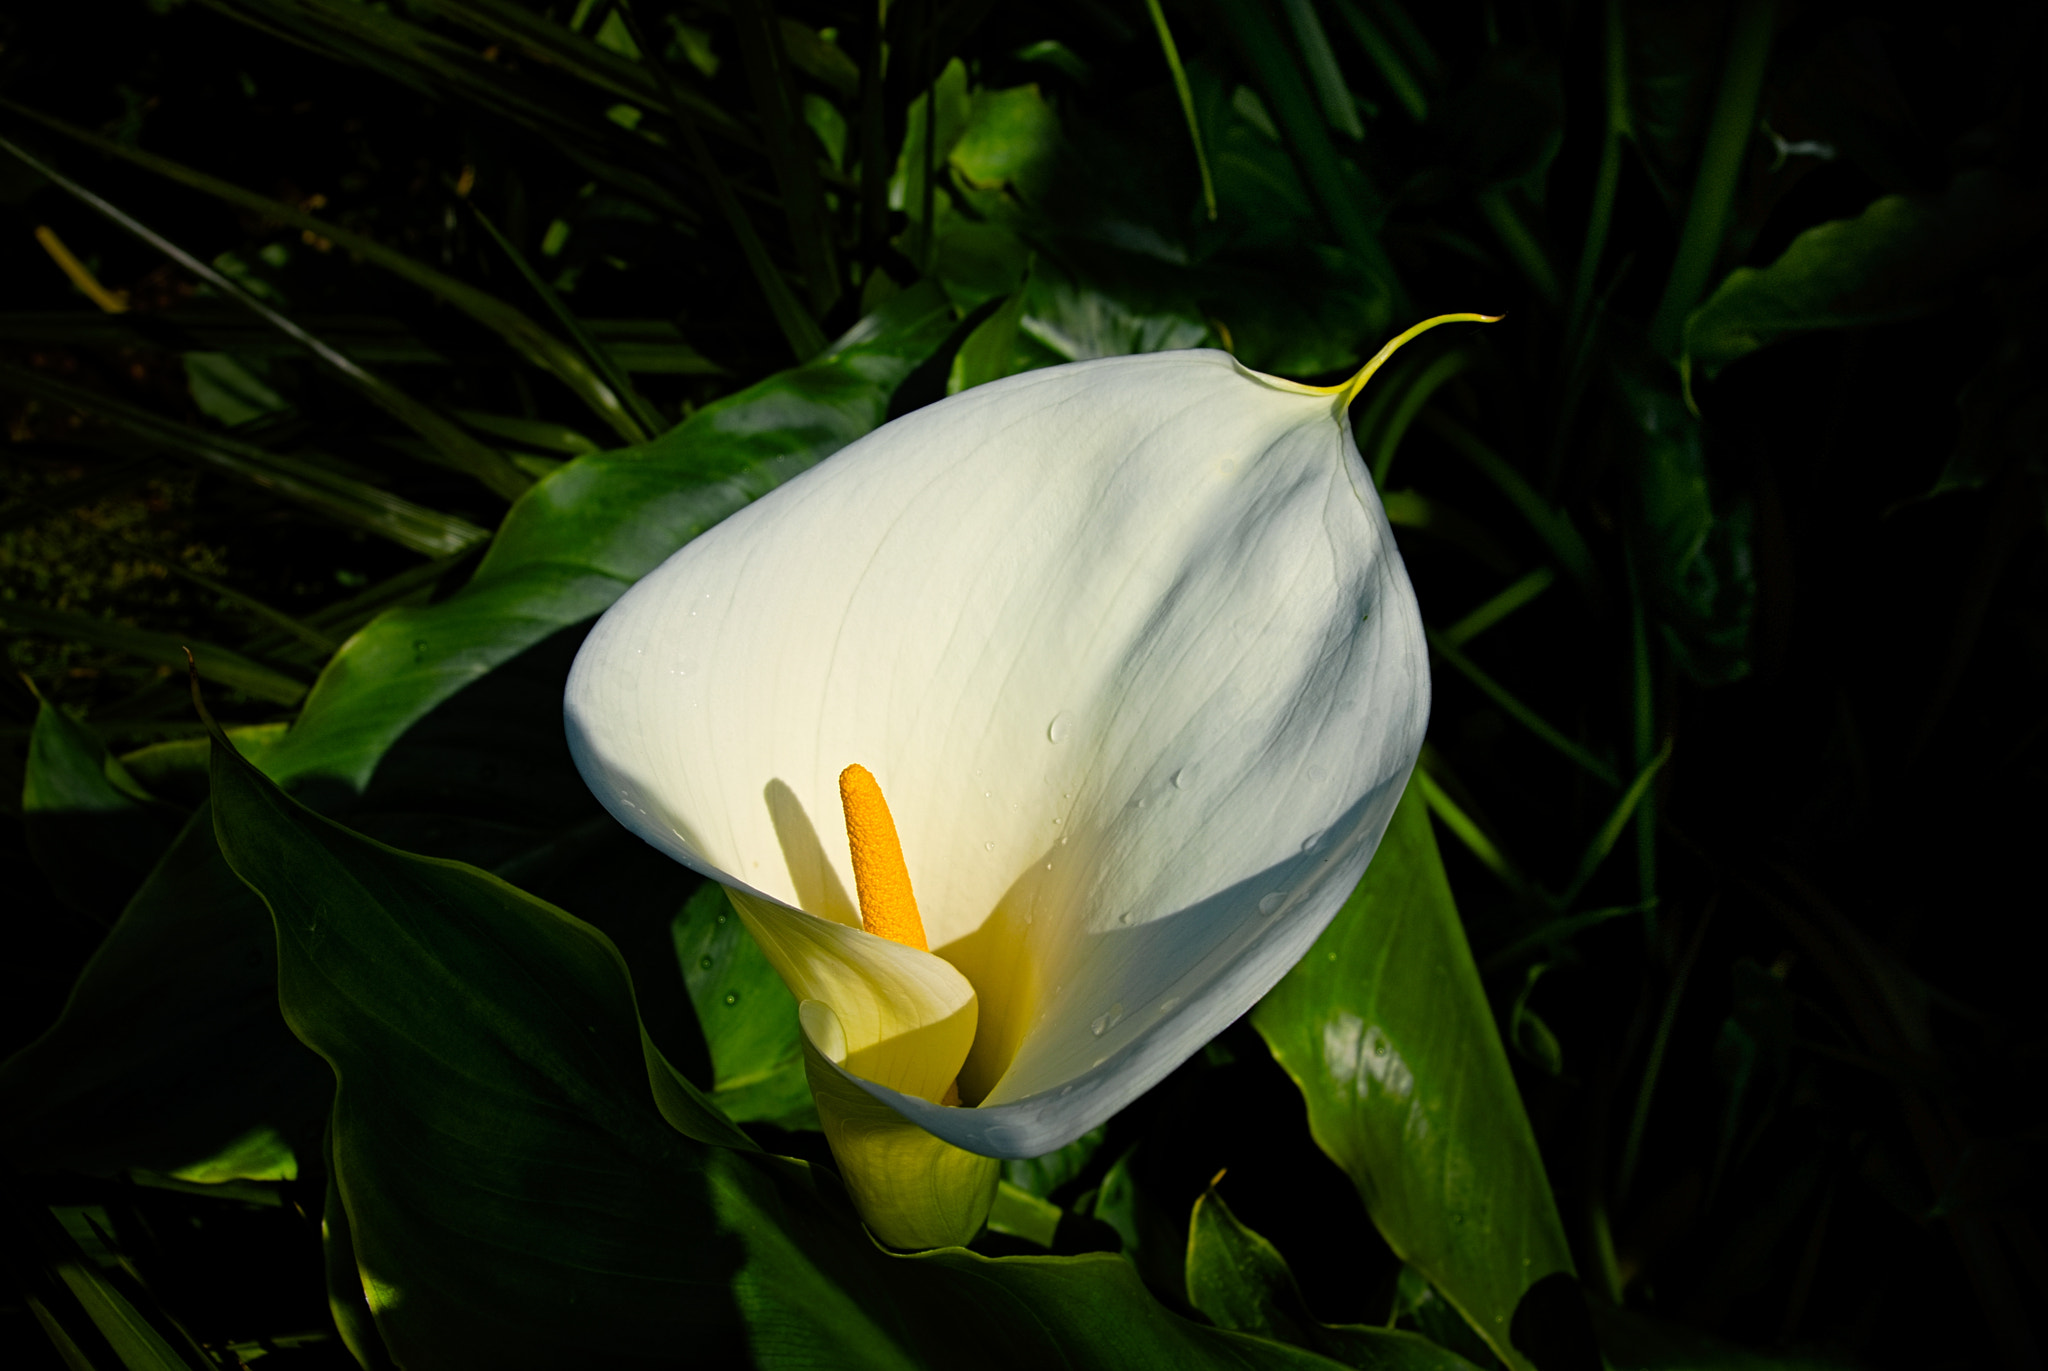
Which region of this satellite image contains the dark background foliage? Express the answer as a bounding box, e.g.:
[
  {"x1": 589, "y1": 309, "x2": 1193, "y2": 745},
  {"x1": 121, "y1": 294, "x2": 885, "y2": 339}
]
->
[{"x1": 2, "y1": 0, "x2": 2043, "y2": 1367}]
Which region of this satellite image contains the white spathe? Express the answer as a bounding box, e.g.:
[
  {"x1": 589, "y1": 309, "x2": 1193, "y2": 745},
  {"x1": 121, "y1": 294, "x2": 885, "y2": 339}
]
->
[{"x1": 565, "y1": 347, "x2": 1429, "y2": 1162}]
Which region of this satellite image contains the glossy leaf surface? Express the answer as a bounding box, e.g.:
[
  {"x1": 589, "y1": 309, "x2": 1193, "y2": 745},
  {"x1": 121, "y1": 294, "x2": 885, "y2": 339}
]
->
[
  {"x1": 209, "y1": 704, "x2": 1359, "y2": 1370},
  {"x1": 1187, "y1": 1182, "x2": 1480, "y2": 1370},
  {"x1": 1251, "y1": 781, "x2": 1579, "y2": 1371}
]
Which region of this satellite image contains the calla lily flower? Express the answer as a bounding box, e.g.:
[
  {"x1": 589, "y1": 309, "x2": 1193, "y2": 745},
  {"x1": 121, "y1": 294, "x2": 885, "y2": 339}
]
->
[{"x1": 565, "y1": 315, "x2": 1488, "y2": 1248}]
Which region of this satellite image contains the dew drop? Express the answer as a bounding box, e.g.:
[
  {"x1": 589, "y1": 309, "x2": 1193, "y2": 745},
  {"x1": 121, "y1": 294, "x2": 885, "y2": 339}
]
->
[
  {"x1": 1300, "y1": 832, "x2": 1321, "y2": 853},
  {"x1": 1060, "y1": 1084, "x2": 1075, "y2": 1097},
  {"x1": 1259, "y1": 892, "x2": 1284, "y2": 915},
  {"x1": 1172, "y1": 768, "x2": 1188, "y2": 789},
  {"x1": 1307, "y1": 765, "x2": 1328, "y2": 783},
  {"x1": 985, "y1": 841, "x2": 996, "y2": 852},
  {"x1": 1136, "y1": 798, "x2": 1147, "y2": 809},
  {"x1": 715, "y1": 912, "x2": 728, "y2": 925},
  {"x1": 1045, "y1": 862, "x2": 1053, "y2": 871},
  {"x1": 1047, "y1": 712, "x2": 1071, "y2": 744},
  {"x1": 722, "y1": 992, "x2": 739, "y2": 1007},
  {"x1": 1117, "y1": 910, "x2": 1133, "y2": 926},
  {"x1": 1090, "y1": 1014, "x2": 1109, "y2": 1037},
  {"x1": 698, "y1": 955, "x2": 714, "y2": 970},
  {"x1": 1160, "y1": 996, "x2": 1181, "y2": 1013},
  {"x1": 1052, "y1": 816, "x2": 1062, "y2": 826},
  {"x1": 1059, "y1": 836, "x2": 1068, "y2": 846}
]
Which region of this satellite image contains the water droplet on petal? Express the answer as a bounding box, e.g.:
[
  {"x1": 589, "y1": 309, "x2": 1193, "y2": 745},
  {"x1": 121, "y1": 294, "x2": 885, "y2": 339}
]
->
[
  {"x1": 1259, "y1": 892, "x2": 1284, "y2": 915},
  {"x1": 1090, "y1": 1014, "x2": 1109, "y2": 1037},
  {"x1": 698, "y1": 955, "x2": 714, "y2": 970},
  {"x1": 1047, "y1": 712, "x2": 1071, "y2": 743},
  {"x1": 1307, "y1": 765, "x2": 1328, "y2": 783},
  {"x1": 1300, "y1": 832, "x2": 1321, "y2": 853},
  {"x1": 985, "y1": 840, "x2": 996, "y2": 852},
  {"x1": 723, "y1": 992, "x2": 739, "y2": 1007},
  {"x1": 1172, "y1": 768, "x2": 1188, "y2": 789}
]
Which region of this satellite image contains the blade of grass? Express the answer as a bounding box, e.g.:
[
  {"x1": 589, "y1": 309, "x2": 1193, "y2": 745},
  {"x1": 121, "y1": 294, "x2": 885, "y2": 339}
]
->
[
  {"x1": 620, "y1": 6, "x2": 826, "y2": 360},
  {"x1": 1566, "y1": 0, "x2": 1630, "y2": 346},
  {"x1": 1211, "y1": 0, "x2": 1399, "y2": 299},
  {"x1": 1331, "y1": 0, "x2": 1428, "y2": 122},
  {"x1": 1379, "y1": 489, "x2": 1517, "y2": 574},
  {"x1": 1419, "y1": 408, "x2": 1602, "y2": 601},
  {"x1": 1480, "y1": 901, "x2": 1656, "y2": 976},
  {"x1": 1370, "y1": 346, "x2": 1471, "y2": 486},
  {"x1": 1615, "y1": 900, "x2": 1713, "y2": 1204},
  {"x1": 0, "y1": 362, "x2": 489, "y2": 558},
  {"x1": 1559, "y1": 739, "x2": 1671, "y2": 907},
  {"x1": 1279, "y1": 0, "x2": 1364, "y2": 140},
  {"x1": 0, "y1": 602, "x2": 308, "y2": 706},
  {"x1": 404, "y1": 0, "x2": 753, "y2": 146},
  {"x1": 1626, "y1": 549, "x2": 1660, "y2": 937},
  {"x1": 731, "y1": 0, "x2": 842, "y2": 315},
  {"x1": 856, "y1": 0, "x2": 891, "y2": 269},
  {"x1": 1475, "y1": 189, "x2": 1561, "y2": 307},
  {"x1": 0, "y1": 133, "x2": 532, "y2": 501},
  {"x1": 1444, "y1": 566, "x2": 1556, "y2": 646},
  {"x1": 1413, "y1": 761, "x2": 1532, "y2": 899},
  {"x1": 3, "y1": 102, "x2": 657, "y2": 448},
  {"x1": 464, "y1": 201, "x2": 660, "y2": 442},
  {"x1": 128, "y1": 548, "x2": 341, "y2": 656},
  {"x1": 1428, "y1": 628, "x2": 1621, "y2": 787},
  {"x1": 1647, "y1": 0, "x2": 1775, "y2": 358},
  {"x1": 199, "y1": 0, "x2": 713, "y2": 228},
  {"x1": 1141, "y1": 0, "x2": 1217, "y2": 220}
]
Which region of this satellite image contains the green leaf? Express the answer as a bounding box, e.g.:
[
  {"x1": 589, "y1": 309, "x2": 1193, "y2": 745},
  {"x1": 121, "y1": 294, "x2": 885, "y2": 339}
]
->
[
  {"x1": 0, "y1": 806, "x2": 330, "y2": 1180},
  {"x1": 1251, "y1": 780, "x2": 1584, "y2": 1371},
  {"x1": 1188, "y1": 1182, "x2": 1481, "y2": 1369},
  {"x1": 947, "y1": 281, "x2": 1030, "y2": 395},
  {"x1": 672, "y1": 883, "x2": 812, "y2": 1128},
  {"x1": 1003, "y1": 1123, "x2": 1107, "y2": 1199},
  {"x1": 206, "y1": 706, "x2": 1370, "y2": 1370},
  {"x1": 182, "y1": 352, "x2": 290, "y2": 428},
  {"x1": 258, "y1": 285, "x2": 954, "y2": 798},
  {"x1": 21, "y1": 697, "x2": 183, "y2": 922},
  {"x1": 1614, "y1": 372, "x2": 1754, "y2": 686},
  {"x1": 1683, "y1": 170, "x2": 2048, "y2": 376}
]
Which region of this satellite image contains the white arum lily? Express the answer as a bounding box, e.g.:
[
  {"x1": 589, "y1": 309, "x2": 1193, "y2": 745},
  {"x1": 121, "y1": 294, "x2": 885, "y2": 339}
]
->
[{"x1": 566, "y1": 314, "x2": 1489, "y2": 1249}]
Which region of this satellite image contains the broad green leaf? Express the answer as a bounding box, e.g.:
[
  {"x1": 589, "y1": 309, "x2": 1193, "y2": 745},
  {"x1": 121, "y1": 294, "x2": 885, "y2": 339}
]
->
[
  {"x1": 672, "y1": 883, "x2": 813, "y2": 1128},
  {"x1": 22, "y1": 697, "x2": 183, "y2": 921},
  {"x1": 120, "y1": 724, "x2": 289, "y2": 810},
  {"x1": 1, "y1": 292, "x2": 952, "y2": 1201},
  {"x1": 1188, "y1": 1183, "x2": 1480, "y2": 1370},
  {"x1": 259, "y1": 284, "x2": 955, "y2": 797},
  {"x1": 0, "y1": 806, "x2": 329, "y2": 1181},
  {"x1": 947, "y1": 282, "x2": 1029, "y2": 394},
  {"x1": 1683, "y1": 169, "x2": 2048, "y2": 376},
  {"x1": 1613, "y1": 371, "x2": 1753, "y2": 686},
  {"x1": 1251, "y1": 780, "x2": 1583, "y2": 1371},
  {"x1": 207, "y1": 709, "x2": 1360, "y2": 1370},
  {"x1": 1003, "y1": 1123, "x2": 1107, "y2": 1199}
]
